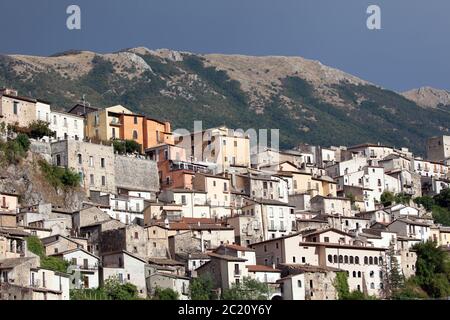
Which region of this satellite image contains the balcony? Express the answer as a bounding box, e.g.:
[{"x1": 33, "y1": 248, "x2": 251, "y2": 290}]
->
[
  {"x1": 234, "y1": 269, "x2": 241, "y2": 277},
  {"x1": 30, "y1": 279, "x2": 41, "y2": 288},
  {"x1": 72, "y1": 264, "x2": 99, "y2": 271}
]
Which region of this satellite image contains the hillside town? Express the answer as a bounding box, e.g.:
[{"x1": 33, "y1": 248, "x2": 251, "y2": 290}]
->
[{"x1": 0, "y1": 87, "x2": 450, "y2": 300}]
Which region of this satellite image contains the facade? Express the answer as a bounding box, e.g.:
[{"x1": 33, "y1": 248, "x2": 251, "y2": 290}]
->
[
  {"x1": 102, "y1": 250, "x2": 148, "y2": 298},
  {"x1": 51, "y1": 139, "x2": 116, "y2": 195},
  {"x1": 0, "y1": 89, "x2": 37, "y2": 128},
  {"x1": 426, "y1": 135, "x2": 450, "y2": 163},
  {"x1": 85, "y1": 105, "x2": 173, "y2": 152},
  {"x1": 49, "y1": 110, "x2": 84, "y2": 141}
]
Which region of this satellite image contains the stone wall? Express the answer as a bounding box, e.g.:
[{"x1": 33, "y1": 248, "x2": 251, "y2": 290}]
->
[{"x1": 114, "y1": 155, "x2": 159, "y2": 193}]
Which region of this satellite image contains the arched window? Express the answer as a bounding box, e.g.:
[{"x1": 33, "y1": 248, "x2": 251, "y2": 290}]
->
[
  {"x1": 370, "y1": 283, "x2": 375, "y2": 289},
  {"x1": 328, "y1": 255, "x2": 333, "y2": 263},
  {"x1": 355, "y1": 256, "x2": 360, "y2": 264},
  {"x1": 364, "y1": 256, "x2": 368, "y2": 265},
  {"x1": 333, "y1": 255, "x2": 338, "y2": 263},
  {"x1": 133, "y1": 130, "x2": 138, "y2": 140},
  {"x1": 358, "y1": 271, "x2": 361, "y2": 278},
  {"x1": 350, "y1": 256, "x2": 354, "y2": 264},
  {"x1": 379, "y1": 257, "x2": 383, "y2": 265},
  {"x1": 339, "y1": 255, "x2": 343, "y2": 263},
  {"x1": 369, "y1": 257, "x2": 373, "y2": 265},
  {"x1": 357, "y1": 285, "x2": 361, "y2": 291},
  {"x1": 77, "y1": 154, "x2": 82, "y2": 164},
  {"x1": 374, "y1": 257, "x2": 378, "y2": 265},
  {"x1": 344, "y1": 256, "x2": 348, "y2": 264},
  {"x1": 352, "y1": 271, "x2": 356, "y2": 278}
]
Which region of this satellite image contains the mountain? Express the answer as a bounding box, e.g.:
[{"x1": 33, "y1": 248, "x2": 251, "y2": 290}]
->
[
  {"x1": 1, "y1": 47, "x2": 450, "y2": 155},
  {"x1": 402, "y1": 87, "x2": 450, "y2": 108}
]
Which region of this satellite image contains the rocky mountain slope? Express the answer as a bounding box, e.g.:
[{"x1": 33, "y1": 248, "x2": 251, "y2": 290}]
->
[
  {"x1": 402, "y1": 87, "x2": 450, "y2": 108},
  {"x1": 1, "y1": 47, "x2": 450, "y2": 154}
]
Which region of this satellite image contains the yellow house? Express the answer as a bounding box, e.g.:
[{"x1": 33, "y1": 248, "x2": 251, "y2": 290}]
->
[{"x1": 85, "y1": 105, "x2": 133, "y2": 142}]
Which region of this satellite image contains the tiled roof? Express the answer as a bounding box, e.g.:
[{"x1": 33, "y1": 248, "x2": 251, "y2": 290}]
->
[{"x1": 246, "y1": 265, "x2": 280, "y2": 272}]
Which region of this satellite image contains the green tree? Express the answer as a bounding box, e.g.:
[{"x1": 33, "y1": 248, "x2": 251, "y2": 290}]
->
[
  {"x1": 26, "y1": 236, "x2": 69, "y2": 273},
  {"x1": 394, "y1": 192, "x2": 412, "y2": 205},
  {"x1": 16, "y1": 133, "x2": 30, "y2": 152},
  {"x1": 222, "y1": 277, "x2": 269, "y2": 300},
  {"x1": 28, "y1": 120, "x2": 55, "y2": 139},
  {"x1": 189, "y1": 275, "x2": 217, "y2": 300},
  {"x1": 413, "y1": 196, "x2": 435, "y2": 212},
  {"x1": 113, "y1": 139, "x2": 142, "y2": 155},
  {"x1": 333, "y1": 271, "x2": 350, "y2": 299},
  {"x1": 434, "y1": 188, "x2": 450, "y2": 209},
  {"x1": 414, "y1": 241, "x2": 450, "y2": 298},
  {"x1": 103, "y1": 276, "x2": 140, "y2": 300},
  {"x1": 380, "y1": 191, "x2": 395, "y2": 207},
  {"x1": 153, "y1": 286, "x2": 179, "y2": 300},
  {"x1": 383, "y1": 245, "x2": 405, "y2": 298}
]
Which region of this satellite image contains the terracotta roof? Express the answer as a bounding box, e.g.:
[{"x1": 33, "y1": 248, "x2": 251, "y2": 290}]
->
[
  {"x1": 207, "y1": 252, "x2": 247, "y2": 262},
  {"x1": 221, "y1": 244, "x2": 255, "y2": 252},
  {"x1": 246, "y1": 265, "x2": 280, "y2": 272}
]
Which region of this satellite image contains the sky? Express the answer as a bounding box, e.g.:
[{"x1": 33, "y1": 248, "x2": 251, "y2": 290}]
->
[{"x1": 0, "y1": 0, "x2": 449, "y2": 92}]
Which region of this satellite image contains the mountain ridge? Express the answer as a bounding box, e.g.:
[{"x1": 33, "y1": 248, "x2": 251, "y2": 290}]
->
[{"x1": 1, "y1": 47, "x2": 449, "y2": 155}]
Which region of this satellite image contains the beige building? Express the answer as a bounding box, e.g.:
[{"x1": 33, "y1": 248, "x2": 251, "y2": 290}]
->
[
  {"x1": 51, "y1": 140, "x2": 116, "y2": 195},
  {"x1": 176, "y1": 126, "x2": 251, "y2": 174},
  {"x1": 0, "y1": 88, "x2": 37, "y2": 128},
  {"x1": 192, "y1": 173, "x2": 232, "y2": 218},
  {"x1": 426, "y1": 135, "x2": 450, "y2": 163}
]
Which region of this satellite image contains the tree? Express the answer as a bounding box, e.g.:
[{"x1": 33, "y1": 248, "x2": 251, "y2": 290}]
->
[
  {"x1": 222, "y1": 277, "x2": 269, "y2": 300},
  {"x1": 380, "y1": 191, "x2": 395, "y2": 207},
  {"x1": 413, "y1": 196, "x2": 435, "y2": 212},
  {"x1": 413, "y1": 241, "x2": 450, "y2": 298},
  {"x1": 189, "y1": 275, "x2": 217, "y2": 300},
  {"x1": 434, "y1": 188, "x2": 450, "y2": 209},
  {"x1": 113, "y1": 139, "x2": 141, "y2": 155},
  {"x1": 16, "y1": 133, "x2": 30, "y2": 152},
  {"x1": 103, "y1": 276, "x2": 139, "y2": 300},
  {"x1": 334, "y1": 271, "x2": 350, "y2": 299},
  {"x1": 394, "y1": 192, "x2": 412, "y2": 205},
  {"x1": 27, "y1": 236, "x2": 69, "y2": 273},
  {"x1": 28, "y1": 120, "x2": 55, "y2": 139},
  {"x1": 382, "y1": 244, "x2": 405, "y2": 298},
  {"x1": 153, "y1": 286, "x2": 179, "y2": 300}
]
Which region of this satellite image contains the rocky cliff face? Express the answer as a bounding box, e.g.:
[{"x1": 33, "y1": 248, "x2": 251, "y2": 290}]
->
[
  {"x1": 402, "y1": 87, "x2": 450, "y2": 108},
  {"x1": 1, "y1": 47, "x2": 450, "y2": 154},
  {"x1": 0, "y1": 151, "x2": 87, "y2": 212}
]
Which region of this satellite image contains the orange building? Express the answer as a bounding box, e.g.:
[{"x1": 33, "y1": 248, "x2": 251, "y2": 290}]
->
[{"x1": 85, "y1": 105, "x2": 173, "y2": 152}]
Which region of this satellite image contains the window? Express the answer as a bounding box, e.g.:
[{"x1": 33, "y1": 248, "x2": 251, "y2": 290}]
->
[
  {"x1": 134, "y1": 116, "x2": 138, "y2": 124},
  {"x1": 333, "y1": 255, "x2": 337, "y2": 263},
  {"x1": 324, "y1": 237, "x2": 330, "y2": 243},
  {"x1": 134, "y1": 232, "x2": 139, "y2": 239},
  {"x1": 13, "y1": 101, "x2": 18, "y2": 115},
  {"x1": 369, "y1": 257, "x2": 373, "y2": 265},
  {"x1": 56, "y1": 155, "x2": 61, "y2": 166},
  {"x1": 352, "y1": 271, "x2": 356, "y2": 278},
  {"x1": 133, "y1": 130, "x2": 138, "y2": 140},
  {"x1": 350, "y1": 256, "x2": 354, "y2": 264},
  {"x1": 339, "y1": 255, "x2": 343, "y2": 263},
  {"x1": 234, "y1": 141, "x2": 237, "y2": 147},
  {"x1": 53, "y1": 115, "x2": 57, "y2": 125},
  {"x1": 74, "y1": 120, "x2": 78, "y2": 129},
  {"x1": 302, "y1": 257, "x2": 306, "y2": 263},
  {"x1": 213, "y1": 181, "x2": 216, "y2": 187},
  {"x1": 77, "y1": 154, "x2": 82, "y2": 165},
  {"x1": 101, "y1": 176, "x2": 106, "y2": 186},
  {"x1": 101, "y1": 158, "x2": 105, "y2": 168},
  {"x1": 71, "y1": 258, "x2": 77, "y2": 265},
  {"x1": 358, "y1": 271, "x2": 361, "y2": 278},
  {"x1": 364, "y1": 256, "x2": 368, "y2": 265},
  {"x1": 90, "y1": 174, "x2": 94, "y2": 185},
  {"x1": 181, "y1": 195, "x2": 186, "y2": 204},
  {"x1": 89, "y1": 156, "x2": 94, "y2": 167},
  {"x1": 112, "y1": 128, "x2": 116, "y2": 139},
  {"x1": 344, "y1": 256, "x2": 348, "y2": 264},
  {"x1": 224, "y1": 182, "x2": 228, "y2": 191},
  {"x1": 370, "y1": 283, "x2": 375, "y2": 289},
  {"x1": 328, "y1": 254, "x2": 332, "y2": 263},
  {"x1": 374, "y1": 257, "x2": 378, "y2": 265},
  {"x1": 223, "y1": 139, "x2": 226, "y2": 146},
  {"x1": 355, "y1": 256, "x2": 360, "y2": 264},
  {"x1": 292, "y1": 256, "x2": 296, "y2": 263},
  {"x1": 63, "y1": 117, "x2": 68, "y2": 127},
  {"x1": 309, "y1": 280, "x2": 313, "y2": 289},
  {"x1": 297, "y1": 280, "x2": 302, "y2": 288},
  {"x1": 370, "y1": 271, "x2": 374, "y2": 278}
]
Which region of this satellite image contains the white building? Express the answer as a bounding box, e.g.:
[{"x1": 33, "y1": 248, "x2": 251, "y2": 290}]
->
[{"x1": 49, "y1": 111, "x2": 84, "y2": 141}]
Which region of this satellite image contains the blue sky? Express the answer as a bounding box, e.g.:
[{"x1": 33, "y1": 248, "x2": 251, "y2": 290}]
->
[{"x1": 1, "y1": 0, "x2": 449, "y2": 91}]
